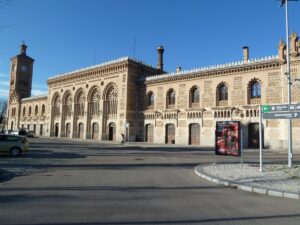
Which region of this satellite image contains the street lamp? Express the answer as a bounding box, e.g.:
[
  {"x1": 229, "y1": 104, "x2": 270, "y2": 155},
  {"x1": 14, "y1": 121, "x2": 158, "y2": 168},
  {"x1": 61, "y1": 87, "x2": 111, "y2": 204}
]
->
[{"x1": 280, "y1": 0, "x2": 298, "y2": 167}]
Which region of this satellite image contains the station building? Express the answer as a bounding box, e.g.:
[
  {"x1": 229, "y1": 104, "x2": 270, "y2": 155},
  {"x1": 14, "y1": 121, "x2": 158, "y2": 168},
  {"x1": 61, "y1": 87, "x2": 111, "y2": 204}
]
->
[{"x1": 7, "y1": 32, "x2": 300, "y2": 149}]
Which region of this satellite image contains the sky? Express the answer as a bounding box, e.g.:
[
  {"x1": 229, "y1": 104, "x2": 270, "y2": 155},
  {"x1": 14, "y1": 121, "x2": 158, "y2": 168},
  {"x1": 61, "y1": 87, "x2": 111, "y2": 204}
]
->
[{"x1": 0, "y1": 0, "x2": 300, "y2": 99}]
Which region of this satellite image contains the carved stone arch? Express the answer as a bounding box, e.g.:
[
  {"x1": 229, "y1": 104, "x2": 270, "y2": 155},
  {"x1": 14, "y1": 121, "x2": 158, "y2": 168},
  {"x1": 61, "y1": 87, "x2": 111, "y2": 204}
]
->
[
  {"x1": 51, "y1": 92, "x2": 61, "y2": 106},
  {"x1": 102, "y1": 82, "x2": 118, "y2": 100},
  {"x1": 74, "y1": 88, "x2": 86, "y2": 103},
  {"x1": 146, "y1": 90, "x2": 155, "y2": 109},
  {"x1": 247, "y1": 77, "x2": 262, "y2": 89},
  {"x1": 87, "y1": 85, "x2": 101, "y2": 102},
  {"x1": 62, "y1": 90, "x2": 72, "y2": 105}
]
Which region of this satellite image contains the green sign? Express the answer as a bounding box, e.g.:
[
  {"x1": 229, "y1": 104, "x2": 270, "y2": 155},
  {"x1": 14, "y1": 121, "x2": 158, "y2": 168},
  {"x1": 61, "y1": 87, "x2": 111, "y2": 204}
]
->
[{"x1": 262, "y1": 105, "x2": 271, "y2": 113}]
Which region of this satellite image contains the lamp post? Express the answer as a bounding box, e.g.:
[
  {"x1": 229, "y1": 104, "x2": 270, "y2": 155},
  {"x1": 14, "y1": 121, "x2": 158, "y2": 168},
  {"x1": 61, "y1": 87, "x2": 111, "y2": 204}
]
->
[{"x1": 281, "y1": 0, "x2": 298, "y2": 167}]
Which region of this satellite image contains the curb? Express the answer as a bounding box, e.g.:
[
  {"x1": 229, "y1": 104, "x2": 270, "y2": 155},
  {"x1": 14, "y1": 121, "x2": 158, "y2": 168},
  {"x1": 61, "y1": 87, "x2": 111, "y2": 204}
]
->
[{"x1": 194, "y1": 165, "x2": 300, "y2": 200}]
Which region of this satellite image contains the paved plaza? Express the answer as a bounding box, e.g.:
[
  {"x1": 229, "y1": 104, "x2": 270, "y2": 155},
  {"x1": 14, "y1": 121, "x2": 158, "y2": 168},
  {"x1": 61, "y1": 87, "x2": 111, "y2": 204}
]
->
[{"x1": 1, "y1": 138, "x2": 300, "y2": 225}]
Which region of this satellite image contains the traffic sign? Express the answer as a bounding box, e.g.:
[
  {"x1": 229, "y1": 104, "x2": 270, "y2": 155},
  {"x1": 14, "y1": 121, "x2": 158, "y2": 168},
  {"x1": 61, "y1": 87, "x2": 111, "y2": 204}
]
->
[
  {"x1": 262, "y1": 104, "x2": 300, "y2": 112},
  {"x1": 262, "y1": 105, "x2": 271, "y2": 113},
  {"x1": 263, "y1": 111, "x2": 300, "y2": 119}
]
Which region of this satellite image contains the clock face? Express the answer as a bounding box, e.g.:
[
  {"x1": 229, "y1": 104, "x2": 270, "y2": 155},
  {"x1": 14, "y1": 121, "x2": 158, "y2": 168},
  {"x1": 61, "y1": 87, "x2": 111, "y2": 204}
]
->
[{"x1": 21, "y1": 65, "x2": 28, "y2": 72}]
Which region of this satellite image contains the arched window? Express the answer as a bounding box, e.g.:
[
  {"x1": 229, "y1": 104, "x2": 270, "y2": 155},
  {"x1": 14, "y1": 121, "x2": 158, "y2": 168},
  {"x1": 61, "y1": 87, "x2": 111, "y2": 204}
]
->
[
  {"x1": 166, "y1": 89, "x2": 175, "y2": 109},
  {"x1": 23, "y1": 107, "x2": 26, "y2": 117},
  {"x1": 147, "y1": 92, "x2": 154, "y2": 109},
  {"x1": 89, "y1": 88, "x2": 100, "y2": 117},
  {"x1": 248, "y1": 79, "x2": 261, "y2": 105},
  {"x1": 250, "y1": 81, "x2": 261, "y2": 99},
  {"x1": 75, "y1": 90, "x2": 85, "y2": 117},
  {"x1": 103, "y1": 84, "x2": 118, "y2": 118},
  {"x1": 52, "y1": 94, "x2": 61, "y2": 118},
  {"x1": 42, "y1": 105, "x2": 45, "y2": 115},
  {"x1": 190, "y1": 86, "x2": 200, "y2": 108},
  {"x1": 216, "y1": 83, "x2": 228, "y2": 106},
  {"x1": 29, "y1": 106, "x2": 32, "y2": 116},
  {"x1": 219, "y1": 85, "x2": 228, "y2": 101},
  {"x1": 63, "y1": 93, "x2": 72, "y2": 117},
  {"x1": 191, "y1": 88, "x2": 199, "y2": 103},
  {"x1": 35, "y1": 105, "x2": 38, "y2": 115}
]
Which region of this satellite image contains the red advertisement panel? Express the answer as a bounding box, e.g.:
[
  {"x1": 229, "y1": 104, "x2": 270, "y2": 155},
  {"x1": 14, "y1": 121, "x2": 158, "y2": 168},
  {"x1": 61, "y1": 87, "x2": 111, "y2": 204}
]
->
[{"x1": 215, "y1": 121, "x2": 240, "y2": 156}]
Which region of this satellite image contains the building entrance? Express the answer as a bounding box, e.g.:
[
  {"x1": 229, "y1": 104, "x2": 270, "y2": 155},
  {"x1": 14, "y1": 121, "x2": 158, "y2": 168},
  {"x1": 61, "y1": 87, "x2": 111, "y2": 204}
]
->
[
  {"x1": 78, "y1": 123, "x2": 84, "y2": 139},
  {"x1": 189, "y1": 123, "x2": 200, "y2": 145},
  {"x1": 165, "y1": 124, "x2": 175, "y2": 144},
  {"x1": 145, "y1": 124, "x2": 154, "y2": 143},
  {"x1": 108, "y1": 122, "x2": 116, "y2": 141},
  {"x1": 248, "y1": 123, "x2": 259, "y2": 148},
  {"x1": 55, "y1": 123, "x2": 59, "y2": 137},
  {"x1": 92, "y1": 122, "x2": 99, "y2": 140}
]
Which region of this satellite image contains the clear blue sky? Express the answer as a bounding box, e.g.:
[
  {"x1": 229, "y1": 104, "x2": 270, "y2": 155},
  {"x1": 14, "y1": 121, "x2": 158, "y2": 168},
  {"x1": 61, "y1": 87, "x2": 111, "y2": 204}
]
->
[{"x1": 0, "y1": 0, "x2": 300, "y2": 99}]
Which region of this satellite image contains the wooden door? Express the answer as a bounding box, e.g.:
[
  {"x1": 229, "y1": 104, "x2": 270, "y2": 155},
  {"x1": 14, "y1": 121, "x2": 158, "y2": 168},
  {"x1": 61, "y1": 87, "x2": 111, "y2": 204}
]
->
[
  {"x1": 248, "y1": 123, "x2": 259, "y2": 148},
  {"x1": 146, "y1": 124, "x2": 154, "y2": 143},
  {"x1": 166, "y1": 124, "x2": 175, "y2": 144},
  {"x1": 55, "y1": 123, "x2": 59, "y2": 137},
  {"x1": 66, "y1": 123, "x2": 70, "y2": 138},
  {"x1": 92, "y1": 123, "x2": 99, "y2": 140},
  {"x1": 78, "y1": 123, "x2": 84, "y2": 139},
  {"x1": 189, "y1": 123, "x2": 200, "y2": 145},
  {"x1": 108, "y1": 122, "x2": 116, "y2": 141}
]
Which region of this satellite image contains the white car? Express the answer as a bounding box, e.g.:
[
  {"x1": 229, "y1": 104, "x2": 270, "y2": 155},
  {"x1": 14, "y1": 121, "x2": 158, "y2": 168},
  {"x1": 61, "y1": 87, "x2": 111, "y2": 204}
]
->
[{"x1": 6, "y1": 130, "x2": 19, "y2": 135}]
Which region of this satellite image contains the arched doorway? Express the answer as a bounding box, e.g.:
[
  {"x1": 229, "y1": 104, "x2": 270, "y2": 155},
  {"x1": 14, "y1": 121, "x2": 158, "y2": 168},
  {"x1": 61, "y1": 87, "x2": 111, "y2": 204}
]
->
[
  {"x1": 66, "y1": 123, "x2": 71, "y2": 138},
  {"x1": 33, "y1": 124, "x2": 36, "y2": 133},
  {"x1": 145, "y1": 124, "x2": 154, "y2": 143},
  {"x1": 189, "y1": 123, "x2": 200, "y2": 145},
  {"x1": 11, "y1": 121, "x2": 13, "y2": 130},
  {"x1": 165, "y1": 124, "x2": 175, "y2": 144},
  {"x1": 55, "y1": 123, "x2": 59, "y2": 137},
  {"x1": 40, "y1": 124, "x2": 43, "y2": 136},
  {"x1": 108, "y1": 122, "x2": 116, "y2": 141},
  {"x1": 78, "y1": 123, "x2": 84, "y2": 139},
  {"x1": 92, "y1": 122, "x2": 99, "y2": 140},
  {"x1": 248, "y1": 123, "x2": 259, "y2": 148}
]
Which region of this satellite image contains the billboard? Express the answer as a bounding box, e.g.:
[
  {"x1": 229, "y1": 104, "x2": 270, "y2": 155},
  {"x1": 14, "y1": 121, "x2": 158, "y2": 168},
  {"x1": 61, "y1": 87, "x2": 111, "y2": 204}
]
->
[{"x1": 215, "y1": 121, "x2": 241, "y2": 156}]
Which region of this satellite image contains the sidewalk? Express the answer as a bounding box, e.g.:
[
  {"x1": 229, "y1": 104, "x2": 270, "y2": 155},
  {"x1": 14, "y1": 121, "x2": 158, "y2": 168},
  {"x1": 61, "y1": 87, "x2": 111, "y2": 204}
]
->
[{"x1": 195, "y1": 163, "x2": 300, "y2": 200}]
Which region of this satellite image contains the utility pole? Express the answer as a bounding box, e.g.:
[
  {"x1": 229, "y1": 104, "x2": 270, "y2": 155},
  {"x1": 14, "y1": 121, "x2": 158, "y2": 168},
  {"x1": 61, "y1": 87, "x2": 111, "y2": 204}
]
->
[{"x1": 280, "y1": 0, "x2": 298, "y2": 167}]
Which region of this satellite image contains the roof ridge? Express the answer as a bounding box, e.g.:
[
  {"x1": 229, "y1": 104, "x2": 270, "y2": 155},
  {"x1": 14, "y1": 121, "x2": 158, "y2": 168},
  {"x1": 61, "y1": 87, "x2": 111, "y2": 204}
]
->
[
  {"x1": 144, "y1": 55, "x2": 279, "y2": 81},
  {"x1": 48, "y1": 56, "x2": 156, "y2": 81}
]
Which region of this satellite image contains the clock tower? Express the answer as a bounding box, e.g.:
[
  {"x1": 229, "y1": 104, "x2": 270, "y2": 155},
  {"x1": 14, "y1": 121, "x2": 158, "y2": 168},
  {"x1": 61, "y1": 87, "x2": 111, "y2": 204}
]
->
[{"x1": 9, "y1": 43, "x2": 34, "y2": 103}]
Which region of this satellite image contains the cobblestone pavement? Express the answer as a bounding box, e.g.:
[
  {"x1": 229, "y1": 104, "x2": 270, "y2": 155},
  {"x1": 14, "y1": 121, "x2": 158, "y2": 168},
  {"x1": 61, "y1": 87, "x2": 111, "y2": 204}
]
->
[{"x1": 199, "y1": 163, "x2": 300, "y2": 193}]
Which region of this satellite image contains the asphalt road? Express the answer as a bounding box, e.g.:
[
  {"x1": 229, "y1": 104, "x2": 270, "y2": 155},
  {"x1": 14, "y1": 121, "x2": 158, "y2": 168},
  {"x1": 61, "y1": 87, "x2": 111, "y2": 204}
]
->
[{"x1": 0, "y1": 138, "x2": 300, "y2": 225}]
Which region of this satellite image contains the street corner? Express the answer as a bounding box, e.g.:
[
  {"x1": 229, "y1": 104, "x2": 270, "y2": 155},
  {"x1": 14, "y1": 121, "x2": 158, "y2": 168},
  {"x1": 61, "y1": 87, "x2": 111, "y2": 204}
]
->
[{"x1": 194, "y1": 163, "x2": 300, "y2": 200}]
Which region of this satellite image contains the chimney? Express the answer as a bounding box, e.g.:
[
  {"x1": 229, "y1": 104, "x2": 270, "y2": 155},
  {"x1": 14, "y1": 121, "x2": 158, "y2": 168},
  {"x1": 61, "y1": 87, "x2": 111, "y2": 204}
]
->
[
  {"x1": 157, "y1": 46, "x2": 164, "y2": 72},
  {"x1": 176, "y1": 66, "x2": 182, "y2": 73},
  {"x1": 20, "y1": 43, "x2": 27, "y2": 55},
  {"x1": 243, "y1": 46, "x2": 249, "y2": 62}
]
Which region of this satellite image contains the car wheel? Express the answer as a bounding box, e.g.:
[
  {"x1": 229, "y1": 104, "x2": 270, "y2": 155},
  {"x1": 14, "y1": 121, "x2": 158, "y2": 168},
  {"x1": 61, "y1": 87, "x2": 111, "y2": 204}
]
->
[{"x1": 10, "y1": 147, "x2": 21, "y2": 157}]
